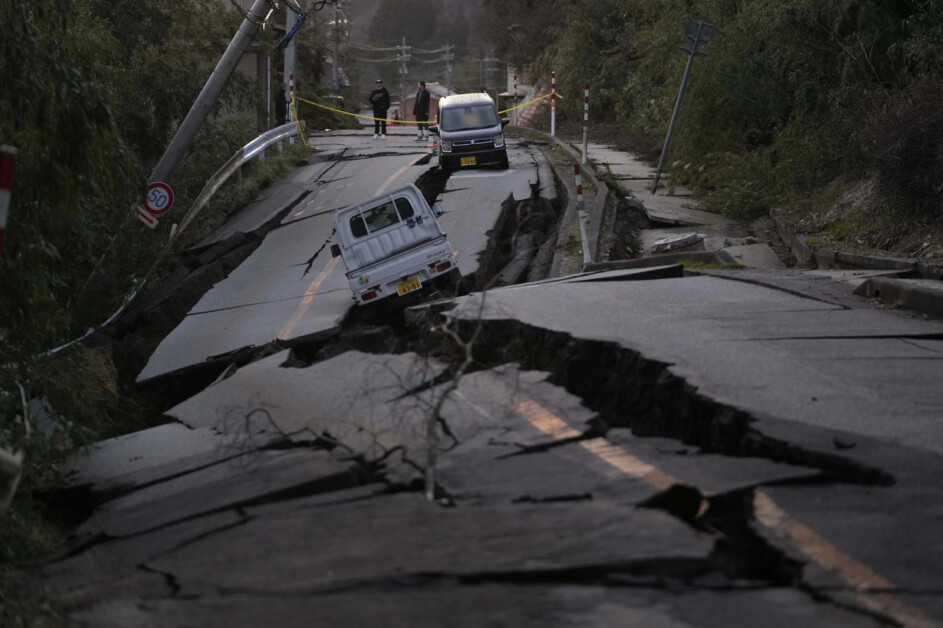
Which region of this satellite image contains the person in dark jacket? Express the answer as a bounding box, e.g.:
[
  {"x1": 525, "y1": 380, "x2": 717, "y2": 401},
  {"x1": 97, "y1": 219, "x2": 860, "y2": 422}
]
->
[
  {"x1": 274, "y1": 85, "x2": 288, "y2": 124},
  {"x1": 412, "y1": 81, "x2": 431, "y2": 141},
  {"x1": 369, "y1": 79, "x2": 390, "y2": 138}
]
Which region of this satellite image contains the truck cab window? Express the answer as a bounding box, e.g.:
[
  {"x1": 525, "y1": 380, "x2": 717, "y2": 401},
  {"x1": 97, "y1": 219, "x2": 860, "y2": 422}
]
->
[{"x1": 394, "y1": 197, "x2": 415, "y2": 220}]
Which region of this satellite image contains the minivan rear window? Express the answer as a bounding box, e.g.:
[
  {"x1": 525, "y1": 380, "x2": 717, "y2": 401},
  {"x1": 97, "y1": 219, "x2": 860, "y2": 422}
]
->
[{"x1": 441, "y1": 104, "x2": 500, "y2": 132}]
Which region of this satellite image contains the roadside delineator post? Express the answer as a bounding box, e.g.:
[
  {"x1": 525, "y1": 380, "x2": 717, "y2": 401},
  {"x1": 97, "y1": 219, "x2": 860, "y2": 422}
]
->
[
  {"x1": 0, "y1": 145, "x2": 17, "y2": 258},
  {"x1": 582, "y1": 82, "x2": 589, "y2": 165},
  {"x1": 551, "y1": 71, "x2": 556, "y2": 136},
  {"x1": 514, "y1": 75, "x2": 518, "y2": 126},
  {"x1": 288, "y1": 73, "x2": 296, "y2": 145},
  {"x1": 576, "y1": 164, "x2": 591, "y2": 264}
]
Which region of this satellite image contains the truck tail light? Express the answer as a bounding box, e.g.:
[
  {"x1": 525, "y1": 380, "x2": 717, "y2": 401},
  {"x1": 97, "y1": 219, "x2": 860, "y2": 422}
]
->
[
  {"x1": 361, "y1": 289, "x2": 379, "y2": 302},
  {"x1": 429, "y1": 260, "x2": 451, "y2": 274}
]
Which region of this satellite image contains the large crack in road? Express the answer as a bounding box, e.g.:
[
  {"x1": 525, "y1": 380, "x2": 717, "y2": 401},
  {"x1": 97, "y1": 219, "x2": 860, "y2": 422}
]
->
[{"x1": 42, "y1": 139, "x2": 943, "y2": 627}]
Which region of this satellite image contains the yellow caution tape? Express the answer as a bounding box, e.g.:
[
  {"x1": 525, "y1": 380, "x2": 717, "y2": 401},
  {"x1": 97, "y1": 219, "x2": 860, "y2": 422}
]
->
[
  {"x1": 294, "y1": 92, "x2": 562, "y2": 126},
  {"x1": 290, "y1": 96, "x2": 314, "y2": 149},
  {"x1": 499, "y1": 92, "x2": 557, "y2": 114},
  {"x1": 295, "y1": 96, "x2": 425, "y2": 124}
]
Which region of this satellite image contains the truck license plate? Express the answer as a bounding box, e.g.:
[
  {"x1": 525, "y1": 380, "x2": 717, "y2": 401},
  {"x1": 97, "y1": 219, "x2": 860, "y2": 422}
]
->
[
  {"x1": 460, "y1": 156, "x2": 476, "y2": 166},
  {"x1": 396, "y1": 276, "x2": 422, "y2": 296}
]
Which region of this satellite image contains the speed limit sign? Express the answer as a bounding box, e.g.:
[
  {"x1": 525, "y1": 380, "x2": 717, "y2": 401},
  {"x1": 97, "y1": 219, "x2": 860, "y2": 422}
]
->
[{"x1": 145, "y1": 181, "x2": 174, "y2": 215}]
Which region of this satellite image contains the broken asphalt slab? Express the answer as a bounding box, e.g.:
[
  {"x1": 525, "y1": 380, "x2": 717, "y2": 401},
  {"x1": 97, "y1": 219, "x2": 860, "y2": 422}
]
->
[
  {"x1": 427, "y1": 274, "x2": 943, "y2": 456},
  {"x1": 64, "y1": 420, "x2": 284, "y2": 500},
  {"x1": 144, "y1": 492, "x2": 714, "y2": 594},
  {"x1": 166, "y1": 350, "x2": 448, "y2": 463},
  {"x1": 76, "y1": 447, "x2": 368, "y2": 539},
  {"x1": 68, "y1": 583, "x2": 882, "y2": 628}
]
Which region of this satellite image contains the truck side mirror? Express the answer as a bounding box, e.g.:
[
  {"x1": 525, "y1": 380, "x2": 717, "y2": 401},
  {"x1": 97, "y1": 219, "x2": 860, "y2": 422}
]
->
[
  {"x1": 330, "y1": 244, "x2": 341, "y2": 258},
  {"x1": 431, "y1": 203, "x2": 444, "y2": 216},
  {"x1": 429, "y1": 125, "x2": 439, "y2": 135}
]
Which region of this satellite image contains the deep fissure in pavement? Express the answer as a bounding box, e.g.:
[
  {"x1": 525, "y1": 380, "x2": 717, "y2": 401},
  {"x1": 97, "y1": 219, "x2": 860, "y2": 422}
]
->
[{"x1": 436, "y1": 317, "x2": 894, "y2": 486}]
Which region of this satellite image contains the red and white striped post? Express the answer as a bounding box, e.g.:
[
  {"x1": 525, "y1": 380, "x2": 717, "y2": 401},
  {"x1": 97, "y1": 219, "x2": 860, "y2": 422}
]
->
[
  {"x1": 513, "y1": 75, "x2": 518, "y2": 126},
  {"x1": 0, "y1": 145, "x2": 17, "y2": 258},
  {"x1": 575, "y1": 164, "x2": 591, "y2": 264},
  {"x1": 288, "y1": 73, "x2": 296, "y2": 145},
  {"x1": 582, "y1": 82, "x2": 589, "y2": 164},
  {"x1": 550, "y1": 71, "x2": 557, "y2": 136}
]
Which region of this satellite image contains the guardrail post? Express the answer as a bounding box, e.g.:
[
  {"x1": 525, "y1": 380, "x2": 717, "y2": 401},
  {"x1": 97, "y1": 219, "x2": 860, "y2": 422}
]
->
[
  {"x1": 0, "y1": 145, "x2": 16, "y2": 258},
  {"x1": 582, "y1": 83, "x2": 589, "y2": 165},
  {"x1": 550, "y1": 72, "x2": 557, "y2": 137},
  {"x1": 576, "y1": 164, "x2": 591, "y2": 264}
]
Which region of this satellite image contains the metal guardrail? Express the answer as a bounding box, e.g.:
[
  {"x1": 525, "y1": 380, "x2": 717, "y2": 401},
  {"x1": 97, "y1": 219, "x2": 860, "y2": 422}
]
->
[
  {"x1": 49, "y1": 122, "x2": 304, "y2": 358},
  {"x1": 173, "y1": 122, "x2": 302, "y2": 239}
]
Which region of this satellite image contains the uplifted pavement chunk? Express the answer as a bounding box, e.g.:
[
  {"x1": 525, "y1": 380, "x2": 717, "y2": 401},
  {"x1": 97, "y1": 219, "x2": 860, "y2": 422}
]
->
[
  {"x1": 145, "y1": 492, "x2": 713, "y2": 595},
  {"x1": 65, "y1": 419, "x2": 284, "y2": 499},
  {"x1": 78, "y1": 448, "x2": 366, "y2": 538},
  {"x1": 70, "y1": 583, "x2": 881, "y2": 628},
  {"x1": 167, "y1": 350, "x2": 447, "y2": 462}
]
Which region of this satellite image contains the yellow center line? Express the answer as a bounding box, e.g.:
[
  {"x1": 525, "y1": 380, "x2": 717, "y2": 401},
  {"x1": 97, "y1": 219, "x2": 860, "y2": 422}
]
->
[
  {"x1": 514, "y1": 399, "x2": 677, "y2": 491},
  {"x1": 376, "y1": 160, "x2": 414, "y2": 196},
  {"x1": 509, "y1": 394, "x2": 940, "y2": 627},
  {"x1": 277, "y1": 161, "x2": 414, "y2": 340},
  {"x1": 277, "y1": 256, "x2": 340, "y2": 340}
]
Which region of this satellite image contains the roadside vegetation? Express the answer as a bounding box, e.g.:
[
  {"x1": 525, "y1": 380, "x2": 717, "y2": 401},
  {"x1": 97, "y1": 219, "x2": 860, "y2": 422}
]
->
[
  {"x1": 479, "y1": 0, "x2": 943, "y2": 260},
  {"x1": 0, "y1": 0, "x2": 341, "y2": 622},
  {"x1": 4, "y1": 0, "x2": 943, "y2": 622}
]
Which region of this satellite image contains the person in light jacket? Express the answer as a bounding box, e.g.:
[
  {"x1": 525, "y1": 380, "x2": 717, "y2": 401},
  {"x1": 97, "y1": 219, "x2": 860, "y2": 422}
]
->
[
  {"x1": 369, "y1": 79, "x2": 390, "y2": 138},
  {"x1": 412, "y1": 81, "x2": 431, "y2": 141}
]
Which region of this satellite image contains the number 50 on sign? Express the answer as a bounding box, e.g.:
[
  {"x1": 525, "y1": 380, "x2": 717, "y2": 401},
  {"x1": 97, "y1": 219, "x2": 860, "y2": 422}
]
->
[{"x1": 145, "y1": 181, "x2": 174, "y2": 215}]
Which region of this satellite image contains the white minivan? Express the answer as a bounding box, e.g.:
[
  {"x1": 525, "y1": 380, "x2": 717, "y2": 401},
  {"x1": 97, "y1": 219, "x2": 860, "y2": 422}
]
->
[{"x1": 330, "y1": 184, "x2": 459, "y2": 305}]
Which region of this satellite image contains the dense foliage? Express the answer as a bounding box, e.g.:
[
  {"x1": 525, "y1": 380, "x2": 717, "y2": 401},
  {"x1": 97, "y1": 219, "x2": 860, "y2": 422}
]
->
[
  {"x1": 477, "y1": 0, "x2": 943, "y2": 220},
  {"x1": 0, "y1": 5, "x2": 325, "y2": 616}
]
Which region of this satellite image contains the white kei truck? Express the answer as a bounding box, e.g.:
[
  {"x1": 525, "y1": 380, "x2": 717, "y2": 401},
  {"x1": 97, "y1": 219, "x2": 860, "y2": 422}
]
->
[{"x1": 330, "y1": 184, "x2": 460, "y2": 305}]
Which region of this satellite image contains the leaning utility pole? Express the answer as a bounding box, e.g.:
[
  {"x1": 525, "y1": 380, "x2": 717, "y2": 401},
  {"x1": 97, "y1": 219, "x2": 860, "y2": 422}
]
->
[
  {"x1": 652, "y1": 17, "x2": 714, "y2": 192},
  {"x1": 147, "y1": 0, "x2": 271, "y2": 191},
  {"x1": 284, "y1": 3, "x2": 299, "y2": 145}
]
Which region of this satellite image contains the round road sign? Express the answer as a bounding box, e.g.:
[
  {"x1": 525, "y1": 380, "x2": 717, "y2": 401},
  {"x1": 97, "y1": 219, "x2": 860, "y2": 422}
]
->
[{"x1": 145, "y1": 182, "x2": 174, "y2": 215}]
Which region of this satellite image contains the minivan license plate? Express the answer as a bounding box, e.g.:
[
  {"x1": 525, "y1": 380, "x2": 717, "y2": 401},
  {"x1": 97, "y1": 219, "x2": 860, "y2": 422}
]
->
[
  {"x1": 460, "y1": 156, "x2": 476, "y2": 166},
  {"x1": 396, "y1": 276, "x2": 422, "y2": 296}
]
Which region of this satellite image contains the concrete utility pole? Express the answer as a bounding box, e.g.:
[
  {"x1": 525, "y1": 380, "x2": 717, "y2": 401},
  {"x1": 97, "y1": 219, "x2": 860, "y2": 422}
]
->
[
  {"x1": 285, "y1": 4, "x2": 299, "y2": 145},
  {"x1": 652, "y1": 17, "x2": 714, "y2": 192},
  {"x1": 148, "y1": 0, "x2": 271, "y2": 187},
  {"x1": 398, "y1": 36, "x2": 410, "y2": 119},
  {"x1": 331, "y1": 2, "x2": 340, "y2": 95},
  {"x1": 483, "y1": 49, "x2": 497, "y2": 99},
  {"x1": 445, "y1": 42, "x2": 454, "y2": 94}
]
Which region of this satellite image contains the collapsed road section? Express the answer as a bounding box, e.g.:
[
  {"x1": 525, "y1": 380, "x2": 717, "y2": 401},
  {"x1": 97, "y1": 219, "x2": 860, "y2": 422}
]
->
[
  {"x1": 47, "y1": 265, "x2": 943, "y2": 627},
  {"x1": 41, "y1": 134, "x2": 943, "y2": 626}
]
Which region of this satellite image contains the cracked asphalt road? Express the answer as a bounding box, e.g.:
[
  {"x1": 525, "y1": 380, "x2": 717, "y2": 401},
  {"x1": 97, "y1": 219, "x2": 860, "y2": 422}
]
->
[{"x1": 49, "y1": 129, "x2": 943, "y2": 627}]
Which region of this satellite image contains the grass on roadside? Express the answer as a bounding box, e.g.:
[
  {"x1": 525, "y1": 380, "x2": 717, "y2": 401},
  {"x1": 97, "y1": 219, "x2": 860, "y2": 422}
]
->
[{"x1": 0, "y1": 141, "x2": 316, "y2": 626}]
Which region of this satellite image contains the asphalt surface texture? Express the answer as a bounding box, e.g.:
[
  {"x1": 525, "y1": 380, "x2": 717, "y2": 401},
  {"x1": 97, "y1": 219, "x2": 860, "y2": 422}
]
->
[{"x1": 49, "y1": 127, "x2": 943, "y2": 627}]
